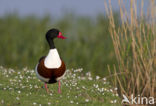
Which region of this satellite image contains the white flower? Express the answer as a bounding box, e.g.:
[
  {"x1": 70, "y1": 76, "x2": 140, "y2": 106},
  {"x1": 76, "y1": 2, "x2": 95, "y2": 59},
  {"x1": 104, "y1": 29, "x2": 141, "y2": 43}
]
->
[
  {"x1": 33, "y1": 102, "x2": 37, "y2": 105},
  {"x1": 9, "y1": 88, "x2": 13, "y2": 90},
  {"x1": 114, "y1": 87, "x2": 118, "y2": 90},
  {"x1": 110, "y1": 89, "x2": 113, "y2": 92},
  {"x1": 110, "y1": 100, "x2": 114, "y2": 103},
  {"x1": 1, "y1": 100, "x2": 4, "y2": 104},
  {"x1": 76, "y1": 87, "x2": 79, "y2": 89},
  {"x1": 82, "y1": 86, "x2": 86, "y2": 89},
  {"x1": 103, "y1": 77, "x2": 106, "y2": 81},
  {"x1": 116, "y1": 93, "x2": 119, "y2": 96},
  {"x1": 16, "y1": 97, "x2": 20, "y2": 100},
  {"x1": 96, "y1": 76, "x2": 100, "y2": 80},
  {"x1": 34, "y1": 85, "x2": 38, "y2": 88},
  {"x1": 73, "y1": 74, "x2": 76, "y2": 77},
  {"x1": 95, "y1": 84, "x2": 99, "y2": 88},
  {"x1": 48, "y1": 102, "x2": 51, "y2": 105},
  {"x1": 88, "y1": 77, "x2": 93, "y2": 80},
  {"x1": 18, "y1": 91, "x2": 21, "y2": 94},
  {"x1": 70, "y1": 101, "x2": 74, "y2": 104},
  {"x1": 22, "y1": 86, "x2": 25, "y2": 89},
  {"x1": 50, "y1": 93, "x2": 52, "y2": 96},
  {"x1": 20, "y1": 75, "x2": 23, "y2": 79},
  {"x1": 85, "y1": 99, "x2": 89, "y2": 102},
  {"x1": 101, "y1": 88, "x2": 104, "y2": 92},
  {"x1": 114, "y1": 100, "x2": 117, "y2": 103},
  {"x1": 104, "y1": 88, "x2": 107, "y2": 91},
  {"x1": 86, "y1": 72, "x2": 91, "y2": 77}
]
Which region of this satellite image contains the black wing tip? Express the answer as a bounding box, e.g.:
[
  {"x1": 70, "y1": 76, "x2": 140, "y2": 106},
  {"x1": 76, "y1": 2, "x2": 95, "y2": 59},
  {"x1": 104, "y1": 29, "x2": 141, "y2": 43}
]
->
[{"x1": 39, "y1": 56, "x2": 46, "y2": 63}]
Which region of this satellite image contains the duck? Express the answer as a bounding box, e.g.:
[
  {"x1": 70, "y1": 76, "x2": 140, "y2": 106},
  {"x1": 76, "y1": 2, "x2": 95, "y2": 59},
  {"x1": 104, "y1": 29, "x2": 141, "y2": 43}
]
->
[{"x1": 35, "y1": 28, "x2": 66, "y2": 93}]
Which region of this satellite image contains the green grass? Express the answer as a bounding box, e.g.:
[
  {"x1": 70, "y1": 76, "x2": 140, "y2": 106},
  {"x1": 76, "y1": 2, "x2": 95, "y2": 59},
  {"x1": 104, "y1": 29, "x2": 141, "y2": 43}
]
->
[{"x1": 0, "y1": 66, "x2": 121, "y2": 106}]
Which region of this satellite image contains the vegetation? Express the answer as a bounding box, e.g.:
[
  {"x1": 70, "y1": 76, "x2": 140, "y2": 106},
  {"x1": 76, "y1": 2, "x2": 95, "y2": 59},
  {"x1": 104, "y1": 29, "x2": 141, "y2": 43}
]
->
[
  {"x1": 105, "y1": 0, "x2": 156, "y2": 105},
  {"x1": 0, "y1": 0, "x2": 155, "y2": 105},
  {"x1": 0, "y1": 13, "x2": 119, "y2": 76},
  {"x1": 0, "y1": 67, "x2": 120, "y2": 106}
]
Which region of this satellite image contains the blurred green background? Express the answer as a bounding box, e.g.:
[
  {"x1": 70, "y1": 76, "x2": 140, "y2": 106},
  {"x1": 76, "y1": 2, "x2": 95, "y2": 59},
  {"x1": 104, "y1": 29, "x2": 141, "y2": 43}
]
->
[{"x1": 0, "y1": 13, "x2": 120, "y2": 76}]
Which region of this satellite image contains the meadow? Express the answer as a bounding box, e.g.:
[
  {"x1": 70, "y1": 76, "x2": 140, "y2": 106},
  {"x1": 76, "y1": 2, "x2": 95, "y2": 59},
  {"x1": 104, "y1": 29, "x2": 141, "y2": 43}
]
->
[{"x1": 0, "y1": 66, "x2": 120, "y2": 106}]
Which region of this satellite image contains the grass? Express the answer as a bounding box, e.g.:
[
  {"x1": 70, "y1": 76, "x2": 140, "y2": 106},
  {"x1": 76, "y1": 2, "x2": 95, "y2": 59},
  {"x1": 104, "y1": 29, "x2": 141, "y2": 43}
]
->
[
  {"x1": 0, "y1": 66, "x2": 121, "y2": 106},
  {"x1": 105, "y1": 0, "x2": 156, "y2": 105}
]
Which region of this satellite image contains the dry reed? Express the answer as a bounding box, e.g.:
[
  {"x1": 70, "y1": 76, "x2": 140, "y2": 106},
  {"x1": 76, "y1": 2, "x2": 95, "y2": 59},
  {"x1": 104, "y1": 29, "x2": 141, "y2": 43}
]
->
[{"x1": 105, "y1": 0, "x2": 156, "y2": 105}]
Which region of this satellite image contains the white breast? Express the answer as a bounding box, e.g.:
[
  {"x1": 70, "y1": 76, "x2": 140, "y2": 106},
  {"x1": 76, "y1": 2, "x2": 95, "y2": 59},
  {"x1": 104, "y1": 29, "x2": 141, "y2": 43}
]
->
[{"x1": 44, "y1": 49, "x2": 61, "y2": 68}]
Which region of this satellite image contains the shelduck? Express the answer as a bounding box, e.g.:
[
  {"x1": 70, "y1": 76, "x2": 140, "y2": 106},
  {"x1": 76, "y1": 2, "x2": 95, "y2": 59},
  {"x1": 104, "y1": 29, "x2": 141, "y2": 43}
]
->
[{"x1": 35, "y1": 28, "x2": 66, "y2": 93}]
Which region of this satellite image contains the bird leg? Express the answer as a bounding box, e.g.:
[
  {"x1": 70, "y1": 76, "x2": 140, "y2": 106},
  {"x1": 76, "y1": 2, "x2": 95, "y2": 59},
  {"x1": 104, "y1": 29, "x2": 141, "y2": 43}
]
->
[
  {"x1": 44, "y1": 83, "x2": 49, "y2": 93},
  {"x1": 58, "y1": 80, "x2": 61, "y2": 93}
]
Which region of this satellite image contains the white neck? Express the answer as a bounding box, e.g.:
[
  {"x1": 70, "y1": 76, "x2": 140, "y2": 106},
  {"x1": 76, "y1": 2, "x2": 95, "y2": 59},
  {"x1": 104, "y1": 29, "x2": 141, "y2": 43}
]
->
[{"x1": 44, "y1": 49, "x2": 61, "y2": 68}]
